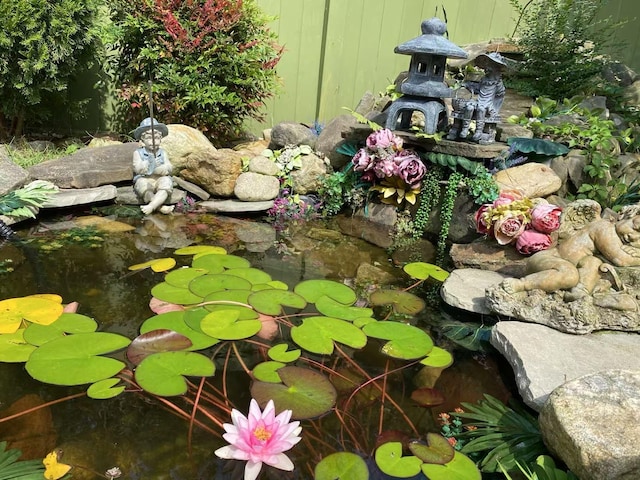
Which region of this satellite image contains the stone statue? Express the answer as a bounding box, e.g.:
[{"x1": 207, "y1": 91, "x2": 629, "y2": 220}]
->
[
  {"x1": 447, "y1": 52, "x2": 507, "y2": 144},
  {"x1": 132, "y1": 117, "x2": 175, "y2": 215}
]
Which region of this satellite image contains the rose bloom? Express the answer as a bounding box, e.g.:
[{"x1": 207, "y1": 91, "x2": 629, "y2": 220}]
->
[
  {"x1": 493, "y1": 212, "x2": 527, "y2": 245},
  {"x1": 474, "y1": 204, "x2": 494, "y2": 236},
  {"x1": 366, "y1": 128, "x2": 402, "y2": 150},
  {"x1": 395, "y1": 151, "x2": 426, "y2": 187},
  {"x1": 516, "y1": 229, "x2": 552, "y2": 255},
  {"x1": 492, "y1": 188, "x2": 525, "y2": 207},
  {"x1": 373, "y1": 156, "x2": 399, "y2": 179},
  {"x1": 531, "y1": 202, "x2": 562, "y2": 233},
  {"x1": 352, "y1": 148, "x2": 374, "y2": 172}
]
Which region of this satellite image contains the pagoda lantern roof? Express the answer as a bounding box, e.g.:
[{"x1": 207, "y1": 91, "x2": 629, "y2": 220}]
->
[{"x1": 394, "y1": 17, "x2": 468, "y2": 59}]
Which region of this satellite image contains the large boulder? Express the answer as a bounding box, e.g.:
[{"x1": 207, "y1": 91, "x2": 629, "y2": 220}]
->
[
  {"x1": 290, "y1": 152, "x2": 328, "y2": 194},
  {"x1": 494, "y1": 162, "x2": 562, "y2": 198},
  {"x1": 163, "y1": 124, "x2": 217, "y2": 170},
  {"x1": 0, "y1": 146, "x2": 29, "y2": 195},
  {"x1": 234, "y1": 172, "x2": 280, "y2": 201},
  {"x1": 178, "y1": 148, "x2": 243, "y2": 197},
  {"x1": 315, "y1": 114, "x2": 359, "y2": 169},
  {"x1": 269, "y1": 122, "x2": 317, "y2": 150}
]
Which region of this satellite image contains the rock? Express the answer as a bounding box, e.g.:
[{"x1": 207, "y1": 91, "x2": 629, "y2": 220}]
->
[
  {"x1": 87, "y1": 137, "x2": 122, "y2": 148},
  {"x1": 497, "y1": 124, "x2": 533, "y2": 142},
  {"x1": 233, "y1": 219, "x2": 276, "y2": 253},
  {"x1": 491, "y1": 321, "x2": 640, "y2": 410},
  {"x1": 353, "y1": 203, "x2": 398, "y2": 227},
  {"x1": 390, "y1": 238, "x2": 437, "y2": 265},
  {"x1": 441, "y1": 268, "x2": 508, "y2": 314},
  {"x1": 199, "y1": 199, "x2": 274, "y2": 213},
  {"x1": 42, "y1": 186, "x2": 117, "y2": 208},
  {"x1": 539, "y1": 370, "x2": 640, "y2": 480},
  {"x1": 355, "y1": 262, "x2": 398, "y2": 287},
  {"x1": 0, "y1": 146, "x2": 29, "y2": 195},
  {"x1": 269, "y1": 122, "x2": 317, "y2": 149},
  {"x1": 27, "y1": 143, "x2": 138, "y2": 189},
  {"x1": 163, "y1": 124, "x2": 217, "y2": 170},
  {"x1": 579, "y1": 96, "x2": 609, "y2": 117},
  {"x1": 178, "y1": 148, "x2": 243, "y2": 197},
  {"x1": 173, "y1": 176, "x2": 210, "y2": 200},
  {"x1": 115, "y1": 186, "x2": 186, "y2": 205},
  {"x1": 450, "y1": 239, "x2": 528, "y2": 277},
  {"x1": 430, "y1": 138, "x2": 506, "y2": 159},
  {"x1": 233, "y1": 139, "x2": 270, "y2": 158},
  {"x1": 337, "y1": 205, "x2": 396, "y2": 249},
  {"x1": 290, "y1": 152, "x2": 328, "y2": 194},
  {"x1": 234, "y1": 172, "x2": 280, "y2": 201},
  {"x1": 422, "y1": 189, "x2": 479, "y2": 243},
  {"x1": 494, "y1": 162, "x2": 562, "y2": 197},
  {"x1": 549, "y1": 149, "x2": 588, "y2": 197},
  {"x1": 315, "y1": 114, "x2": 359, "y2": 169},
  {"x1": 602, "y1": 61, "x2": 638, "y2": 87},
  {"x1": 248, "y1": 155, "x2": 279, "y2": 176}
]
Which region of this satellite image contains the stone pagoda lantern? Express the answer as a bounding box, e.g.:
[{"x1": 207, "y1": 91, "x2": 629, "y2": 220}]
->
[{"x1": 385, "y1": 17, "x2": 467, "y2": 135}]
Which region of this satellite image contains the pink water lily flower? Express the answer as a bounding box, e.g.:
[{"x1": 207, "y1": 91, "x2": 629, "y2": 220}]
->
[{"x1": 214, "y1": 399, "x2": 302, "y2": 480}]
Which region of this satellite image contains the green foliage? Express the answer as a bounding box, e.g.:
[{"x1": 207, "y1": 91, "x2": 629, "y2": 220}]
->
[
  {"x1": 318, "y1": 164, "x2": 367, "y2": 216},
  {"x1": 499, "y1": 454, "x2": 578, "y2": 480},
  {"x1": 0, "y1": 441, "x2": 46, "y2": 480},
  {"x1": 507, "y1": 0, "x2": 620, "y2": 100},
  {"x1": 104, "y1": 0, "x2": 282, "y2": 146},
  {"x1": 464, "y1": 169, "x2": 499, "y2": 205},
  {"x1": 0, "y1": 0, "x2": 103, "y2": 139},
  {"x1": 0, "y1": 180, "x2": 58, "y2": 219}
]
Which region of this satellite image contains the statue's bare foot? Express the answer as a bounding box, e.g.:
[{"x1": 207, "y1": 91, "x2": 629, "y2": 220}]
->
[
  {"x1": 593, "y1": 293, "x2": 638, "y2": 311},
  {"x1": 159, "y1": 205, "x2": 175, "y2": 214},
  {"x1": 501, "y1": 278, "x2": 524, "y2": 294},
  {"x1": 564, "y1": 284, "x2": 589, "y2": 302},
  {"x1": 140, "y1": 204, "x2": 154, "y2": 215}
]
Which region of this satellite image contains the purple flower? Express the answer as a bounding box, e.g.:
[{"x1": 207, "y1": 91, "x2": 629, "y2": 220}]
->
[
  {"x1": 395, "y1": 151, "x2": 426, "y2": 187},
  {"x1": 352, "y1": 148, "x2": 374, "y2": 172},
  {"x1": 366, "y1": 128, "x2": 402, "y2": 151},
  {"x1": 373, "y1": 157, "x2": 398, "y2": 178}
]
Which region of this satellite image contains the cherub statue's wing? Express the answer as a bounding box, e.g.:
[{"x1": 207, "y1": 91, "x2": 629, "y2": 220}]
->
[{"x1": 558, "y1": 199, "x2": 602, "y2": 239}]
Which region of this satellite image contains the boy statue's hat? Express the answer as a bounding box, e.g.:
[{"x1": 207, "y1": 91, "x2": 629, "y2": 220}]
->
[
  {"x1": 474, "y1": 52, "x2": 509, "y2": 70},
  {"x1": 133, "y1": 117, "x2": 169, "y2": 140}
]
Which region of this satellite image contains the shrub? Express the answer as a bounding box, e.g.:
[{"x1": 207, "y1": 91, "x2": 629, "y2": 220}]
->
[
  {"x1": 0, "y1": 0, "x2": 103, "y2": 140},
  {"x1": 104, "y1": 0, "x2": 283, "y2": 146}
]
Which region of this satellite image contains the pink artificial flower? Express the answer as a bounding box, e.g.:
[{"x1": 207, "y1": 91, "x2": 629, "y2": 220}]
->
[
  {"x1": 531, "y1": 202, "x2": 562, "y2": 233},
  {"x1": 215, "y1": 399, "x2": 302, "y2": 480},
  {"x1": 493, "y1": 188, "x2": 525, "y2": 207},
  {"x1": 474, "y1": 204, "x2": 493, "y2": 236},
  {"x1": 373, "y1": 156, "x2": 399, "y2": 179},
  {"x1": 516, "y1": 229, "x2": 552, "y2": 255},
  {"x1": 366, "y1": 128, "x2": 402, "y2": 150},
  {"x1": 352, "y1": 148, "x2": 374, "y2": 172},
  {"x1": 493, "y1": 212, "x2": 527, "y2": 245},
  {"x1": 395, "y1": 151, "x2": 426, "y2": 187}
]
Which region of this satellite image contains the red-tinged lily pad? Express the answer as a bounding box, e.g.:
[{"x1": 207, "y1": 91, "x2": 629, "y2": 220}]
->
[
  {"x1": 410, "y1": 387, "x2": 445, "y2": 408},
  {"x1": 23, "y1": 313, "x2": 98, "y2": 346},
  {"x1": 315, "y1": 295, "x2": 374, "y2": 322},
  {"x1": 420, "y1": 346, "x2": 454, "y2": 368},
  {"x1": 314, "y1": 452, "x2": 369, "y2": 480},
  {"x1": 0, "y1": 329, "x2": 36, "y2": 362},
  {"x1": 25, "y1": 332, "x2": 131, "y2": 386},
  {"x1": 248, "y1": 289, "x2": 306, "y2": 315},
  {"x1": 140, "y1": 311, "x2": 219, "y2": 350},
  {"x1": 403, "y1": 262, "x2": 450, "y2": 282},
  {"x1": 0, "y1": 296, "x2": 64, "y2": 334},
  {"x1": 192, "y1": 253, "x2": 250, "y2": 272},
  {"x1": 420, "y1": 451, "x2": 481, "y2": 480},
  {"x1": 174, "y1": 245, "x2": 227, "y2": 256},
  {"x1": 252, "y1": 361, "x2": 285, "y2": 382},
  {"x1": 134, "y1": 351, "x2": 215, "y2": 396},
  {"x1": 200, "y1": 309, "x2": 261, "y2": 340},
  {"x1": 87, "y1": 378, "x2": 125, "y2": 400},
  {"x1": 127, "y1": 329, "x2": 193, "y2": 365},
  {"x1": 128, "y1": 257, "x2": 176, "y2": 273},
  {"x1": 368, "y1": 289, "x2": 425, "y2": 315},
  {"x1": 290, "y1": 316, "x2": 367, "y2": 355},
  {"x1": 409, "y1": 433, "x2": 455, "y2": 464},
  {"x1": 268, "y1": 344, "x2": 301, "y2": 363},
  {"x1": 189, "y1": 274, "x2": 252, "y2": 297},
  {"x1": 362, "y1": 322, "x2": 433, "y2": 360},
  {"x1": 150, "y1": 282, "x2": 203, "y2": 305},
  {"x1": 294, "y1": 279, "x2": 356, "y2": 304},
  {"x1": 374, "y1": 442, "x2": 422, "y2": 478},
  {"x1": 222, "y1": 267, "x2": 272, "y2": 285},
  {"x1": 251, "y1": 366, "x2": 337, "y2": 419},
  {"x1": 164, "y1": 267, "x2": 208, "y2": 288}
]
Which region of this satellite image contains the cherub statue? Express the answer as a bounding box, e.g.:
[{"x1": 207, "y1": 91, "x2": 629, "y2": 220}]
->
[
  {"x1": 501, "y1": 200, "x2": 640, "y2": 309},
  {"x1": 132, "y1": 117, "x2": 174, "y2": 215}
]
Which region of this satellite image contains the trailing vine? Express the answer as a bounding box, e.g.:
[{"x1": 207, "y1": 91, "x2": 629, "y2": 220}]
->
[
  {"x1": 438, "y1": 171, "x2": 464, "y2": 265},
  {"x1": 412, "y1": 167, "x2": 444, "y2": 240}
]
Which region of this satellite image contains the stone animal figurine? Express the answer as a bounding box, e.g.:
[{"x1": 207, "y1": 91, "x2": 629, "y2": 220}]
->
[{"x1": 132, "y1": 117, "x2": 175, "y2": 215}]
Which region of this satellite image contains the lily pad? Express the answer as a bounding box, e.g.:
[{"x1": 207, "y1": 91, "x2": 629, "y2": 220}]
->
[
  {"x1": 294, "y1": 279, "x2": 356, "y2": 304},
  {"x1": 252, "y1": 280, "x2": 289, "y2": 291},
  {"x1": 268, "y1": 344, "x2": 301, "y2": 363},
  {"x1": 315, "y1": 295, "x2": 374, "y2": 322},
  {"x1": 25, "y1": 332, "x2": 131, "y2": 385},
  {"x1": 248, "y1": 290, "x2": 307, "y2": 315},
  {"x1": 420, "y1": 346, "x2": 454, "y2": 368},
  {"x1": 164, "y1": 268, "x2": 208, "y2": 288},
  {"x1": 134, "y1": 351, "x2": 215, "y2": 396},
  {"x1": 403, "y1": 262, "x2": 449, "y2": 282},
  {"x1": 409, "y1": 434, "x2": 455, "y2": 464},
  {"x1": 23, "y1": 313, "x2": 98, "y2": 346},
  {"x1": 140, "y1": 311, "x2": 219, "y2": 350},
  {"x1": 290, "y1": 316, "x2": 367, "y2": 355},
  {"x1": 420, "y1": 451, "x2": 481, "y2": 480},
  {"x1": 368, "y1": 290, "x2": 425, "y2": 315},
  {"x1": 189, "y1": 274, "x2": 252, "y2": 297},
  {"x1": 251, "y1": 366, "x2": 337, "y2": 419},
  {"x1": 151, "y1": 282, "x2": 203, "y2": 306},
  {"x1": 222, "y1": 267, "x2": 272, "y2": 285},
  {"x1": 127, "y1": 329, "x2": 193, "y2": 365},
  {"x1": 315, "y1": 452, "x2": 369, "y2": 480},
  {"x1": 192, "y1": 253, "x2": 250, "y2": 272},
  {"x1": 252, "y1": 361, "x2": 285, "y2": 383},
  {"x1": 128, "y1": 257, "x2": 176, "y2": 272},
  {"x1": 174, "y1": 245, "x2": 227, "y2": 256},
  {"x1": 87, "y1": 378, "x2": 125, "y2": 400},
  {"x1": 362, "y1": 322, "x2": 433, "y2": 360},
  {"x1": 0, "y1": 296, "x2": 64, "y2": 334},
  {"x1": 200, "y1": 309, "x2": 261, "y2": 340},
  {"x1": 201, "y1": 290, "x2": 258, "y2": 320},
  {"x1": 410, "y1": 387, "x2": 445, "y2": 408},
  {"x1": 374, "y1": 442, "x2": 422, "y2": 478},
  {"x1": 0, "y1": 329, "x2": 36, "y2": 362}
]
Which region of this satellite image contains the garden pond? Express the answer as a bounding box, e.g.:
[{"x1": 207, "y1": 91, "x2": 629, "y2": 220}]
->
[{"x1": 0, "y1": 208, "x2": 516, "y2": 479}]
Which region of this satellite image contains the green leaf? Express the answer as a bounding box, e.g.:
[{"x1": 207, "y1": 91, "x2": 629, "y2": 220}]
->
[
  {"x1": 290, "y1": 316, "x2": 367, "y2": 355},
  {"x1": 368, "y1": 290, "x2": 425, "y2": 315},
  {"x1": 420, "y1": 346, "x2": 454, "y2": 368},
  {"x1": 374, "y1": 442, "x2": 422, "y2": 478},
  {"x1": 409, "y1": 434, "x2": 454, "y2": 464},
  {"x1": 191, "y1": 253, "x2": 250, "y2": 272},
  {"x1": 200, "y1": 309, "x2": 261, "y2": 340},
  {"x1": 252, "y1": 361, "x2": 285, "y2": 382},
  {"x1": 189, "y1": 273, "x2": 252, "y2": 297},
  {"x1": 174, "y1": 245, "x2": 227, "y2": 256},
  {"x1": 315, "y1": 295, "x2": 373, "y2": 322},
  {"x1": 268, "y1": 343, "x2": 301, "y2": 363},
  {"x1": 362, "y1": 321, "x2": 433, "y2": 359},
  {"x1": 403, "y1": 262, "x2": 449, "y2": 282},
  {"x1": 294, "y1": 279, "x2": 356, "y2": 304},
  {"x1": 23, "y1": 313, "x2": 98, "y2": 346},
  {"x1": 134, "y1": 351, "x2": 215, "y2": 396},
  {"x1": 248, "y1": 289, "x2": 306, "y2": 315},
  {"x1": 420, "y1": 451, "x2": 482, "y2": 480},
  {"x1": 314, "y1": 452, "x2": 369, "y2": 480},
  {"x1": 164, "y1": 267, "x2": 208, "y2": 288},
  {"x1": 0, "y1": 329, "x2": 36, "y2": 362},
  {"x1": 151, "y1": 282, "x2": 204, "y2": 305},
  {"x1": 507, "y1": 137, "x2": 569, "y2": 157},
  {"x1": 222, "y1": 267, "x2": 273, "y2": 284},
  {"x1": 87, "y1": 378, "x2": 125, "y2": 399},
  {"x1": 139, "y1": 311, "x2": 219, "y2": 350}
]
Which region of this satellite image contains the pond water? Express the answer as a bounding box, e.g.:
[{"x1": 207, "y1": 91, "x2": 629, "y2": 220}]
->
[{"x1": 0, "y1": 209, "x2": 516, "y2": 479}]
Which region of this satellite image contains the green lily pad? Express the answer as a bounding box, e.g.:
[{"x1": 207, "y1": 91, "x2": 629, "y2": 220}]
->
[
  {"x1": 362, "y1": 322, "x2": 433, "y2": 360},
  {"x1": 127, "y1": 329, "x2": 193, "y2": 365},
  {"x1": 164, "y1": 268, "x2": 208, "y2": 288},
  {"x1": 200, "y1": 309, "x2": 261, "y2": 340},
  {"x1": 25, "y1": 332, "x2": 131, "y2": 385},
  {"x1": 0, "y1": 296, "x2": 64, "y2": 334},
  {"x1": 192, "y1": 254, "x2": 250, "y2": 272},
  {"x1": 248, "y1": 290, "x2": 306, "y2": 315},
  {"x1": 315, "y1": 295, "x2": 374, "y2": 322},
  {"x1": 23, "y1": 313, "x2": 98, "y2": 346},
  {"x1": 403, "y1": 262, "x2": 450, "y2": 282},
  {"x1": 222, "y1": 267, "x2": 272, "y2": 284},
  {"x1": 0, "y1": 329, "x2": 36, "y2": 362},
  {"x1": 315, "y1": 452, "x2": 369, "y2": 480},
  {"x1": 189, "y1": 274, "x2": 252, "y2": 297},
  {"x1": 368, "y1": 290, "x2": 425, "y2": 315},
  {"x1": 140, "y1": 311, "x2": 219, "y2": 350},
  {"x1": 409, "y1": 434, "x2": 454, "y2": 464},
  {"x1": 135, "y1": 351, "x2": 215, "y2": 396},
  {"x1": 294, "y1": 279, "x2": 356, "y2": 304},
  {"x1": 252, "y1": 280, "x2": 289, "y2": 291},
  {"x1": 268, "y1": 343, "x2": 301, "y2": 363},
  {"x1": 420, "y1": 451, "x2": 482, "y2": 480},
  {"x1": 374, "y1": 442, "x2": 422, "y2": 478},
  {"x1": 354, "y1": 317, "x2": 377, "y2": 328},
  {"x1": 290, "y1": 316, "x2": 367, "y2": 355},
  {"x1": 252, "y1": 361, "x2": 285, "y2": 382},
  {"x1": 420, "y1": 346, "x2": 454, "y2": 368},
  {"x1": 201, "y1": 290, "x2": 258, "y2": 320},
  {"x1": 174, "y1": 245, "x2": 227, "y2": 256},
  {"x1": 250, "y1": 366, "x2": 337, "y2": 419},
  {"x1": 87, "y1": 378, "x2": 125, "y2": 400},
  {"x1": 151, "y1": 282, "x2": 203, "y2": 305}
]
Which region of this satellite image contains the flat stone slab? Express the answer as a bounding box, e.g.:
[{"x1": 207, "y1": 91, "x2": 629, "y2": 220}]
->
[
  {"x1": 199, "y1": 199, "x2": 274, "y2": 213},
  {"x1": 42, "y1": 186, "x2": 117, "y2": 208},
  {"x1": 441, "y1": 268, "x2": 508, "y2": 314},
  {"x1": 491, "y1": 321, "x2": 640, "y2": 410}
]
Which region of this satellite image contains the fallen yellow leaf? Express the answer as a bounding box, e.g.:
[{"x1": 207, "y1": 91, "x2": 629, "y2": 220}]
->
[{"x1": 43, "y1": 450, "x2": 71, "y2": 480}]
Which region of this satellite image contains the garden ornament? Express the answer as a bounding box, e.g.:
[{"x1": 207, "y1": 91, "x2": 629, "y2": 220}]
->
[
  {"x1": 132, "y1": 117, "x2": 175, "y2": 215},
  {"x1": 447, "y1": 52, "x2": 507, "y2": 144}
]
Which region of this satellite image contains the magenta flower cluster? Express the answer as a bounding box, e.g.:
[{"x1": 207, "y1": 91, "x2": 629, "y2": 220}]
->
[{"x1": 352, "y1": 129, "x2": 426, "y2": 188}]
